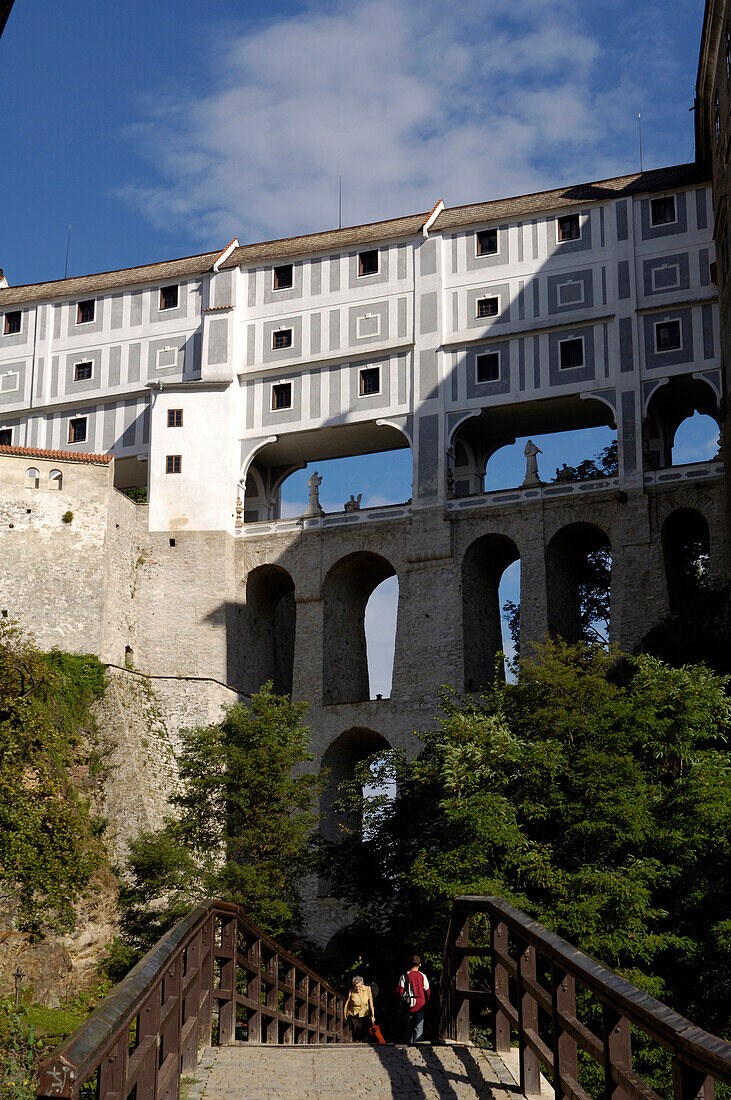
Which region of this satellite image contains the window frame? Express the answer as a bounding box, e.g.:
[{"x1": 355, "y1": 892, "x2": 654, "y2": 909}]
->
[
  {"x1": 156, "y1": 346, "x2": 179, "y2": 370},
  {"x1": 271, "y1": 382, "x2": 293, "y2": 411},
  {"x1": 67, "y1": 416, "x2": 88, "y2": 444},
  {"x1": 650, "y1": 195, "x2": 677, "y2": 228},
  {"x1": 476, "y1": 295, "x2": 500, "y2": 319},
  {"x1": 73, "y1": 361, "x2": 94, "y2": 383},
  {"x1": 272, "y1": 264, "x2": 294, "y2": 291},
  {"x1": 558, "y1": 335, "x2": 585, "y2": 370},
  {"x1": 3, "y1": 311, "x2": 21, "y2": 336},
  {"x1": 0, "y1": 428, "x2": 12, "y2": 446},
  {"x1": 356, "y1": 313, "x2": 382, "y2": 339},
  {"x1": 557, "y1": 280, "x2": 586, "y2": 307},
  {"x1": 167, "y1": 409, "x2": 184, "y2": 428},
  {"x1": 76, "y1": 299, "x2": 96, "y2": 325},
  {"x1": 475, "y1": 228, "x2": 498, "y2": 257},
  {"x1": 159, "y1": 284, "x2": 179, "y2": 311},
  {"x1": 357, "y1": 249, "x2": 379, "y2": 278},
  {"x1": 556, "y1": 213, "x2": 582, "y2": 243},
  {"x1": 272, "y1": 328, "x2": 293, "y2": 351},
  {"x1": 165, "y1": 454, "x2": 182, "y2": 474},
  {"x1": 358, "y1": 366, "x2": 381, "y2": 397},
  {"x1": 475, "y1": 351, "x2": 501, "y2": 384},
  {"x1": 651, "y1": 263, "x2": 681, "y2": 292},
  {"x1": 654, "y1": 318, "x2": 682, "y2": 354}
]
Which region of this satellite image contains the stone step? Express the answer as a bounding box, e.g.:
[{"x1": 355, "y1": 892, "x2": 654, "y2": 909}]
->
[{"x1": 190, "y1": 1043, "x2": 523, "y2": 1099}]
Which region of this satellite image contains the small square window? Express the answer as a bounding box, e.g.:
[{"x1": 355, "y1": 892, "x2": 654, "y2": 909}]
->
[
  {"x1": 655, "y1": 320, "x2": 681, "y2": 352},
  {"x1": 476, "y1": 296, "x2": 499, "y2": 319},
  {"x1": 476, "y1": 352, "x2": 500, "y2": 383},
  {"x1": 272, "y1": 383, "x2": 292, "y2": 410},
  {"x1": 273, "y1": 264, "x2": 293, "y2": 290},
  {"x1": 559, "y1": 337, "x2": 584, "y2": 369},
  {"x1": 159, "y1": 285, "x2": 179, "y2": 310},
  {"x1": 3, "y1": 311, "x2": 21, "y2": 335},
  {"x1": 359, "y1": 367, "x2": 380, "y2": 396},
  {"x1": 650, "y1": 196, "x2": 676, "y2": 227},
  {"x1": 358, "y1": 249, "x2": 379, "y2": 277},
  {"x1": 76, "y1": 299, "x2": 95, "y2": 324},
  {"x1": 0, "y1": 429, "x2": 11, "y2": 445},
  {"x1": 557, "y1": 214, "x2": 581, "y2": 242},
  {"x1": 166, "y1": 455, "x2": 182, "y2": 474},
  {"x1": 476, "y1": 229, "x2": 498, "y2": 256},
  {"x1": 74, "y1": 362, "x2": 93, "y2": 382},
  {"x1": 272, "y1": 329, "x2": 292, "y2": 350},
  {"x1": 168, "y1": 409, "x2": 183, "y2": 427},
  {"x1": 68, "y1": 417, "x2": 87, "y2": 443}
]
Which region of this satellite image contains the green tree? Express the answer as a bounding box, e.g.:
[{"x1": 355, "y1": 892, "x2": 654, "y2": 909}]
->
[
  {"x1": 321, "y1": 641, "x2": 731, "y2": 1044},
  {"x1": 0, "y1": 623, "x2": 107, "y2": 939},
  {"x1": 114, "y1": 685, "x2": 322, "y2": 967}
]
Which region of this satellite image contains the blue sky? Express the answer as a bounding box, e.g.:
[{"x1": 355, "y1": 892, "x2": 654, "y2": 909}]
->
[{"x1": 1, "y1": 0, "x2": 716, "y2": 694}]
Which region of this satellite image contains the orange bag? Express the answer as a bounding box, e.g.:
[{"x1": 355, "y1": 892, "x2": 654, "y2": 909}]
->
[{"x1": 369, "y1": 1023, "x2": 385, "y2": 1044}]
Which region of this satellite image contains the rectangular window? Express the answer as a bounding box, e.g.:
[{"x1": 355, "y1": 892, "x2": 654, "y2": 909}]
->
[
  {"x1": 168, "y1": 409, "x2": 183, "y2": 427},
  {"x1": 273, "y1": 264, "x2": 293, "y2": 290},
  {"x1": 159, "y1": 284, "x2": 179, "y2": 310},
  {"x1": 157, "y1": 347, "x2": 178, "y2": 369},
  {"x1": 557, "y1": 214, "x2": 581, "y2": 242},
  {"x1": 476, "y1": 296, "x2": 499, "y2": 318},
  {"x1": 358, "y1": 249, "x2": 379, "y2": 277},
  {"x1": 359, "y1": 366, "x2": 380, "y2": 396},
  {"x1": 559, "y1": 337, "x2": 584, "y2": 369},
  {"x1": 557, "y1": 280, "x2": 585, "y2": 306},
  {"x1": 271, "y1": 382, "x2": 292, "y2": 410},
  {"x1": 0, "y1": 429, "x2": 11, "y2": 445},
  {"x1": 650, "y1": 196, "x2": 676, "y2": 226},
  {"x1": 166, "y1": 455, "x2": 182, "y2": 474},
  {"x1": 272, "y1": 329, "x2": 292, "y2": 350},
  {"x1": 655, "y1": 319, "x2": 681, "y2": 352},
  {"x1": 476, "y1": 352, "x2": 500, "y2": 383},
  {"x1": 74, "y1": 361, "x2": 93, "y2": 381},
  {"x1": 651, "y1": 264, "x2": 680, "y2": 292},
  {"x1": 3, "y1": 311, "x2": 21, "y2": 335},
  {"x1": 476, "y1": 229, "x2": 498, "y2": 256},
  {"x1": 68, "y1": 417, "x2": 87, "y2": 443},
  {"x1": 76, "y1": 299, "x2": 95, "y2": 324}
]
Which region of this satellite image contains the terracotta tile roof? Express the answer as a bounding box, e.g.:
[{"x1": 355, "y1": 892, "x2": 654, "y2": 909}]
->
[
  {"x1": 0, "y1": 444, "x2": 113, "y2": 465},
  {"x1": 0, "y1": 163, "x2": 709, "y2": 307}
]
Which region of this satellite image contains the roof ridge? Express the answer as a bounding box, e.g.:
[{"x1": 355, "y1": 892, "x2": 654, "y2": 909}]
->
[{"x1": 0, "y1": 444, "x2": 113, "y2": 464}]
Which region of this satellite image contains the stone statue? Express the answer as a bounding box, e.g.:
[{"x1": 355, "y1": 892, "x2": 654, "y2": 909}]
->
[
  {"x1": 555, "y1": 463, "x2": 573, "y2": 483},
  {"x1": 304, "y1": 470, "x2": 324, "y2": 516},
  {"x1": 522, "y1": 440, "x2": 543, "y2": 487},
  {"x1": 344, "y1": 493, "x2": 362, "y2": 513}
]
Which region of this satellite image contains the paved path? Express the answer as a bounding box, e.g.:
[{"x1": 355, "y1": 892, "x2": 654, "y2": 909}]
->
[{"x1": 191, "y1": 1043, "x2": 523, "y2": 1099}]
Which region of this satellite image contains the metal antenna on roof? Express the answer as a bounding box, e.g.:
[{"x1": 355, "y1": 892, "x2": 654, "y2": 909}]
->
[
  {"x1": 338, "y1": 174, "x2": 342, "y2": 230},
  {"x1": 638, "y1": 114, "x2": 643, "y2": 173},
  {"x1": 64, "y1": 225, "x2": 72, "y2": 279}
]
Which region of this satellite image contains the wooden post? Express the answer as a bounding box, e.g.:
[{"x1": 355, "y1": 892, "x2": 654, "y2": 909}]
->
[
  {"x1": 455, "y1": 904, "x2": 471, "y2": 1043},
  {"x1": 672, "y1": 1057, "x2": 716, "y2": 1100},
  {"x1": 602, "y1": 1007, "x2": 631, "y2": 1100},
  {"x1": 491, "y1": 919, "x2": 510, "y2": 1052},
  {"x1": 517, "y1": 941, "x2": 541, "y2": 1095},
  {"x1": 551, "y1": 965, "x2": 577, "y2": 1100},
  {"x1": 248, "y1": 938, "x2": 262, "y2": 1044}
]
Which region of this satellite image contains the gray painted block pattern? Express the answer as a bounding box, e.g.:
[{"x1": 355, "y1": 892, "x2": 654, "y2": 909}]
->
[
  {"x1": 419, "y1": 347, "x2": 438, "y2": 401},
  {"x1": 53, "y1": 306, "x2": 61, "y2": 340},
  {"x1": 695, "y1": 188, "x2": 708, "y2": 230},
  {"x1": 548, "y1": 326, "x2": 595, "y2": 386},
  {"x1": 65, "y1": 349, "x2": 102, "y2": 394},
  {"x1": 67, "y1": 298, "x2": 104, "y2": 338},
  {"x1": 263, "y1": 262, "x2": 302, "y2": 305},
  {"x1": 420, "y1": 239, "x2": 437, "y2": 276},
  {"x1": 518, "y1": 280, "x2": 525, "y2": 320},
  {"x1": 603, "y1": 323, "x2": 610, "y2": 378},
  {"x1": 311, "y1": 260, "x2": 321, "y2": 296},
  {"x1": 420, "y1": 292, "x2": 438, "y2": 335},
  {"x1": 0, "y1": 361, "x2": 26, "y2": 406},
  {"x1": 517, "y1": 222, "x2": 524, "y2": 263},
  {"x1": 142, "y1": 405, "x2": 150, "y2": 445},
  {"x1": 466, "y1": 227, "x2": 509, "y2": 271},
  {"x1": 248, "y1": 272, "x2": 257, "y2": 307},
  {"x1": 130, "y1": 292, "x2": 142, "y2": 327},
  {"x1": 328, "y1": 310, "x2": 340, "y2": 352},
  {"x1": 599, "y1": 207, "x2": 605, "y2": 248},
  {"x1": 214, "y1": 270, "x2": 233, "y2": 307},
  {"x1": 261, "y1": 374, "x2": 302, "y2": 427},
  {"x1": 149, "y1": 284, "x2": 188, "y2": 323},
  {"x1": 50, "y1": 357, "x2": 59, "y2": 398},
  {"x1": 330, "y1": 257, "x2": 340, "y2": 293},
  {"x1": 518, "y1": 338, "x2": 525, "y2": 390},
  {"x1": 601, "y1": 267, "x2": 607, "y2": 306},
  {"x1": 245, "y1": 380, "x2": 254, "y2": 430},
  {"x1": 702, "y1": 304, "x2": 715, "y2": 359},
  {"x1": 552, "y1": 210, "x2": 592, "y2": 254},
  {"x1": 147, "y1": 335, "x2": 186, "y2": 379},
  {"x1": 398, "y1": 245, "x2": 408, "y2": 280},
  {"x1": 349, "y1": 300, "x2": 389, "y2": 345},
  {"x1": 263, "y1": 316, "x2": 303, "y2": 362},
  {"x1": 532, "y1": 280, "x2": 540, "y2": 318},
  {"x1": 35, "y1": 357, "x2": 44, "y2": 399},
  {"x1": 207, "y1": 318, "x2": 228, "y2": 366},
  {"x1": 533, "y1": 335, "x2": 540, "y2": 388},
  {"x1": 348, "y1": 247, "x2": 390, "y2": 288},
  {"x1": 621, "y1": 390, "x2": 637, "y2": 473},
  {"x1": 38, "y1": 305, "x2": 46, "y2": 342},
  {"x1": 110, "y1": 295, "x2": 124, "y2": 329},
  {"x1": 615, "y1": 200, "x2": 628, "y2": 242},
  {"x1": 640, "y1": 193, "x2": 687, "y2": 240},
  {"x1": 310, "y1": 313, "x2": 321, "y2": 355},
  {"x1": 398, "y1": 297, "x2": 408, "y2": 340},
  {"x1": 417, "y1": 414, "x2": 439, "y2": 499},
  {"x1": 103, "y1": 406, "x2": 116, "y2": 452},
  {"x1": 619, "y1": 317, "x2": 634, "y2": 374},
  {"x1": 466, "y1": 281, "x2": 511, "y2": 328},
  {"x1": 642, "y1": 308, "x2": 693, "y2": 369},
  {"x1": 699, "y1": 248, "x2": 711, "y2": 287},
  {"x1": 398, "y1": 355, "x2": 407, "y2": 406},
  {"x1": 642, "y1": 252, "x2": 690, "y2": 296},
  {"x1": 0, "y1": 310, "x2": 28, "y2": 348},
  {"x1": 466, "y1": 340, "x2": 511, "y2": 399},
  {"x1": 247, "y1": 325, "x2": 255, "y2": 366},
  {"x1": 617, "y1": 260, "x2": 631, "y2": 300},
  {"x1": 193, "y1": 332, "x2": 202, "y2": 376},
  {"x1": 329, "y1": 365, "x2": 340, "y2": 415},
  {"x1": 122, "y1": 400, "x2": 138, "y2": 447},
  {"x1": 348, "y1": 357, "x2": 391, "y2": 410},
  {"x1": 310, "y1": 369, "x2": 321, "y2": 418},
  {"x1": 128, "y1": 343, "x2": 141, "y2": 384},
  {"x1": 547, "y1": 269, "x2": 593, "y2": 314}
]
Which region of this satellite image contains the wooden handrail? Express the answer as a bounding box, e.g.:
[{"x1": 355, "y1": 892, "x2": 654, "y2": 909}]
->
[
  {"x1": 36, "y1": 899, "x2": 349, "y2": 1100},
  {"x1": 439, "y1": 895, "x2": 731, "y2": 1100}
]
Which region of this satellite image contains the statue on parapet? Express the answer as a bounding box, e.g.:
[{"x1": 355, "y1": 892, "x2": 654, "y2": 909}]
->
[
  {"x1": 522, "y1": 440, "x2": 543, "y2": 487},
  {"x1": 304, "y1": 471, "x2": 324, "y2": 516},
  {"x1": 344, "y1": 493, "x2": 362, "y2": 513}
]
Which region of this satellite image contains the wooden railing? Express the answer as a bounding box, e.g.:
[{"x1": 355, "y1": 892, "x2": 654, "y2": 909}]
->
[
  {"x1": 440, "y1": 896, "x2": 731, "y2": 1100},
  {"x1": 36, "y1": 900, "x2": 348, "y2": 1100}
]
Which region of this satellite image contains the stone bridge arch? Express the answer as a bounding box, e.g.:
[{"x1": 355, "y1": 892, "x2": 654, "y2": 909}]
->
[
  {"x1": 461, "y1": 533, "x2": 520, "y2": 689},
  {"x1": 662, "y1": 508, "x2": 711, "y2": 614},
  {"x1": 322, "y1": 551, "x2": 398, "y2": 705},
  {"x1": 546, "y1": 521, "x2": 612, "y2": 643},
  {"x1": 243, "y1": 564, "x2": 296, "y2": 695}
]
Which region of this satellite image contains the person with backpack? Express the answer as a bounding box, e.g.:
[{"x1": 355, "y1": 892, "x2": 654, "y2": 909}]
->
[{"x1": 397, "y1": 955, "x2": 430, "y2": 1044}]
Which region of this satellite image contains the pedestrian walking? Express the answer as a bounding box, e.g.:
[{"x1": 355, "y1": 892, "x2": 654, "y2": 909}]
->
[
  {"x1": 344, "y1": 975, "x2": 376, "y2": 1042},
  {"x1": 397, "y1": 955, "x2": 430, "y2": 1044}
]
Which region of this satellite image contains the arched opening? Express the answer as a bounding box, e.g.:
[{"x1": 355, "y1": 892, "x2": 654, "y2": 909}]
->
[
  {"x1": 662, "y1": 509, "x2": 711, "y2": 614},
  {"x1": 322, "y1": 552, "x2": 397, "y2": 705},
  {"x1": 645, "y1": 376, "x2": 720, "y2": 469},
  {"x1": 244, "y1": 564, "x2": 296, "y2": 695},
  {"x1": 25, "y1": 467, "x2": 40, "y2": 489},
  {"x1": 364, "y1": 575, "x2": 399, "y2": 699},
  {"x1": 462, "y1": 534, "x2": 520, "y2": 690},
  {"x1": 48, "y1": 469, "x2": 63, "y2": 491},
  {"x1": 546, "y1": 522, "x2": 612, "y2": 644}
]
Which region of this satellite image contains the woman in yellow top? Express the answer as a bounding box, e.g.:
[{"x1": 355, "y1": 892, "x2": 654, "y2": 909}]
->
[{"x1": 344, "y1": 975, "x2": 375, "y2": 1042}]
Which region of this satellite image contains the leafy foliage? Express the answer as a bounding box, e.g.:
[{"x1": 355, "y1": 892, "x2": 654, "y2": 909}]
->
[
  {"x1": 0, "y1": 623, "x2": 107, "y2": 938},
  {"x1": 321, "y1": 641, "x2": 731, "y2": 1046},
  {"x1": 112, "y1": 685, "x2": 322, "y2": 973},
  {"x1": 551, "y1": 440, "x2": 618, "y2": 483}
]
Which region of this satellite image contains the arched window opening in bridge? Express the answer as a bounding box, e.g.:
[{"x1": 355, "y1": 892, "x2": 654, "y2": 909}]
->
[
  {"x1": 365, "y1": 575, "x2": 398, "y2": 700},
  {"x1": 546, "y1": 522, "x2": 612, "y2": 646},
  {"x1": 322, "y1": 551, "x2": 398, "y2": 705},
  {"x1": 462, "y1": 534, "x2": 520, "y2": 690},
  {"x1": 244, "y1": 564, "x2": 296, "y2": 696},
  {"x1": 662, "y1": 509, "x2": 711, "y2": 615},
  {"x1": 484, "y1": 426, "x2": 617, "y2": 492},
  {"x1": 644, "y1": 375, "x2": 720, "y2": 470}
]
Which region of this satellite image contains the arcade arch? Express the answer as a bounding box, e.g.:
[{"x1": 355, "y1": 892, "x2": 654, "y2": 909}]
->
[
  {"x1": 243, "y1": 564, "x2": 296, "y2": 695},
  {"x1": 662, "y1": 508, "x2": 711, "y2": 614},
  {"x1": 546, "y1": 522, "x2": 612, "y2": 644},
  {"x1": 645, "y1": 376, "x2": 720, "y2": 469},
  {"x1": 322, "y1": 551, "x2": 398, "y2": 705},
  {"x1": 462, "y1": 534, "x2": 520, "y2": 689}
]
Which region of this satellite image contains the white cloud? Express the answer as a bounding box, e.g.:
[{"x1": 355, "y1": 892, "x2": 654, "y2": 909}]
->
[{"x1": 118, "y1": 0, "x2": 666, "y2": 244}]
